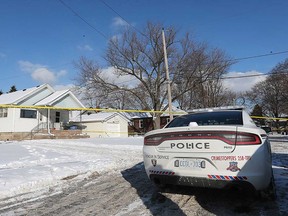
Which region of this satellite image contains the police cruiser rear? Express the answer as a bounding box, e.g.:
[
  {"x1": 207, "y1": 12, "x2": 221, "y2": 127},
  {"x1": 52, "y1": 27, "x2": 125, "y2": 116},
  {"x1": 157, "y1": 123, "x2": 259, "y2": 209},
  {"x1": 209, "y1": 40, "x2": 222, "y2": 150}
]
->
[{"x1": 143, "y1": 107, "x2": 275, "y2": 199}]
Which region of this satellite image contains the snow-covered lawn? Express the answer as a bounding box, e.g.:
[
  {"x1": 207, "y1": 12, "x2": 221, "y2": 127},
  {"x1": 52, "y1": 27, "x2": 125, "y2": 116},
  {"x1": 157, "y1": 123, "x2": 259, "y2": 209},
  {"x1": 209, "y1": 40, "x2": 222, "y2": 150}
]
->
[
  {"x1": 0, "y1": 137, "x2": 144, "y2": 202},
  {"x1": 0, "y1": 136, "x2": 287, "y2": 214}
]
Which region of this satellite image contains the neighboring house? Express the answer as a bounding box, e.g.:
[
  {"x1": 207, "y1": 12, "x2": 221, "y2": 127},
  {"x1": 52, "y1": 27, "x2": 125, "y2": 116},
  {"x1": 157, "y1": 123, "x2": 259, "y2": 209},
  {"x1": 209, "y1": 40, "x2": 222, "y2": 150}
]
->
[
  {"x1": 127, "y1": 106, "x2": 187, "y2": 134},
  {"x1": 70, "y1": 112, "x2": 130, "y2": 138},
  {"x1": 0, "y1": 84, "x2": 85, "y2": 140}
]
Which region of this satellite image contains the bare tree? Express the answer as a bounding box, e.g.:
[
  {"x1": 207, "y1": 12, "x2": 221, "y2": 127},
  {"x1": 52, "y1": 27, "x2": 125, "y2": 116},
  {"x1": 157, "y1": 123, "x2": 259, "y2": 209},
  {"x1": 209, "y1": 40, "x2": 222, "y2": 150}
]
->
[
  {"x1": 76, "y1": 22, "x2": 233, "y2": 129},
  {"x1": 176, "y1": 71, "x2": 236, "y2": 109},
  {"x1": 250, "y1": 104, "x2": 265, "y2": 126},
  {"x1": 272, "y1": 59, "x2": 288, "y2": 114},
  {"x1": 247, "y1": 58, "x2": 288, "y2": 122},
  {"x1": 74, "y1": 58, "x2": 138, "y2": 110}
]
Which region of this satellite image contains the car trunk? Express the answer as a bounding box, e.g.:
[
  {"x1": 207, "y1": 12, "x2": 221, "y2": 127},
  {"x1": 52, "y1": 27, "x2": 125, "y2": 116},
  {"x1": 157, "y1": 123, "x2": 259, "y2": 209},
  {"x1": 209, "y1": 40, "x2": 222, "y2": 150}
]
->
[{"x1": 154, "y1": 126, "x2": 239, "y2": 153}]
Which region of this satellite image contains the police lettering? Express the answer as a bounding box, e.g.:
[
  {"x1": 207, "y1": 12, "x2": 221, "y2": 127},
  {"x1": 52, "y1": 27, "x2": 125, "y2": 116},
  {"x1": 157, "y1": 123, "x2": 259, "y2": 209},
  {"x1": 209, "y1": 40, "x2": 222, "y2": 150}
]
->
[{"x1": 170, "y1": 142, "x2": 210, "y2": 149}]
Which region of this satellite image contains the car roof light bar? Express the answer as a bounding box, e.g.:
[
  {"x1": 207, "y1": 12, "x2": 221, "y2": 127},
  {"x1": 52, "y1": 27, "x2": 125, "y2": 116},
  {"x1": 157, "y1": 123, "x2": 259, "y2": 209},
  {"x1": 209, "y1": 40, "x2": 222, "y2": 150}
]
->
[{"x1": 187, "y1": 106, "x2": 245, "y2": 113}]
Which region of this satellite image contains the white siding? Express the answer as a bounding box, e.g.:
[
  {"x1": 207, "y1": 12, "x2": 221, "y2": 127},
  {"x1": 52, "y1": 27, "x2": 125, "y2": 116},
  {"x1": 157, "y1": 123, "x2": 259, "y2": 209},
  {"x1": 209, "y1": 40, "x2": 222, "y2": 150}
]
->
[
  {"x1": 0, "y1": 108, "x2": 41, "y2": 132},
  {"x1": 52, "y1": 94, "x2": 82, "y2": 108},
  {"x1": 81, "y1": 115, "x2": 128, "y2": 138},
  {"x1": 82, "y1": 122, "x2": 105, "y2": 138},
  {"x1": 0, "y1": 108, "x2": 71, "y2": 132},
  {"x1": 0, "y1": 108, "x2": 15, "y2": 132},
  {"x1": 0, "y1": 84, "x2": 84, "y2": 134}
]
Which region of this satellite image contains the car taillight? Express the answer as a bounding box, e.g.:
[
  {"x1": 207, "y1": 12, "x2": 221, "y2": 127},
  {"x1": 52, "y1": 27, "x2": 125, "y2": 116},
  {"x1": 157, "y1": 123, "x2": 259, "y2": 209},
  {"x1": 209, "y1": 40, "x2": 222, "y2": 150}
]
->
[
  {"x1": 144, "y1": 135, "x2": 163, "y2": 146},
  {"x1": 236, "y1": 133, "x2": 261, "y2": 145},
  {"x1": 223, "y1": 132, "x2": 261, "y2": 145},
  {"x1": 144, "y1": 131, "x2": 262, "y2": 146}
]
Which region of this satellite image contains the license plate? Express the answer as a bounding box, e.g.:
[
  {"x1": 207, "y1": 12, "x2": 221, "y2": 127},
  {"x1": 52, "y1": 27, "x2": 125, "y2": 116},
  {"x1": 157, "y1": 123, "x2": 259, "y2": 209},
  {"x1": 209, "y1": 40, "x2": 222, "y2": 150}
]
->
[{"x1": 174, "y1": 159, "x2": 205, "y2": 169}]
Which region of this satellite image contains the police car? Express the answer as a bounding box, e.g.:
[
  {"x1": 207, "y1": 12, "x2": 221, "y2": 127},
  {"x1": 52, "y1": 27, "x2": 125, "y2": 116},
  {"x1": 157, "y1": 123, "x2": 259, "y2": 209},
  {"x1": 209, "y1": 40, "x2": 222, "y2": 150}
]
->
[{"x1": 143, "y1": 107, "x2": 275, "y2": 198}]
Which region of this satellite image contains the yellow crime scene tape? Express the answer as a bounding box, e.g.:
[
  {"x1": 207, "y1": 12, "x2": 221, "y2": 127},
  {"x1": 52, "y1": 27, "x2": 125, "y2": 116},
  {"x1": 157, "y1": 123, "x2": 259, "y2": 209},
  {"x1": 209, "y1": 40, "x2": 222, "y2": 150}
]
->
[
  {"x1": 1, "y1": 104, "x2": 287, "y2": 140},
  {"x1": 0, "y1": 104, "x2": 185, "y2": 114},
  {"x1": 250, "y1": 116, "x2": 288, "y2": 121},
  {"x1": 83, "y1": 130, "x2": 142, "y2": 135},
  {"x1": 1, "y1": 104, "x2": 287, "y2": 120}
]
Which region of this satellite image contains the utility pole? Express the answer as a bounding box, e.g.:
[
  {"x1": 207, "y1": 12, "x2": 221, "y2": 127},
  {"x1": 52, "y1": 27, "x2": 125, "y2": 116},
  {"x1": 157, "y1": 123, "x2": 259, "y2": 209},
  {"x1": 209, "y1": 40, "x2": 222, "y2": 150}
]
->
[{"x1": 162, "y1": 28, "x2": 173, "y2": 121}]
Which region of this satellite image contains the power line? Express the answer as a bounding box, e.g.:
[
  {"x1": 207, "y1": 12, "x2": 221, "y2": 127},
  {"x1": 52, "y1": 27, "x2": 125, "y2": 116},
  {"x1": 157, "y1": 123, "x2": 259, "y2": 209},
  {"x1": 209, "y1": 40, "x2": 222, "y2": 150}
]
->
[
  {"x1": 100, "y1": 1, "x2": 288, "y2": 64},
  {"x1": 221, "y1": 70, "x2": 288, "y2": 80},
  {"x1": 221, "y1": 73, "x2": 268, "y2": 80},
  {"x1": 58, "y1": 0, "x2": 109, "y2": 41},
  {"x1": 58, "y1": 0, "x2": 288, "y2": 83},
  {"x1": 59, "y1": 0, "x2": 288, "y2": 64},
  {"x1": 98, "y1": 0, "x2": 148, "y2": 38},
  {"x1": 99, "y1": 1, "x2": 288, "y2": 63},
  {"x1": 98, "y1": 0, "x2": 128, "y2": 25},
  {"x1": 115, "y1": 70, "x2": 288, "y2": 84},
  {"x1": 232, "y1": 50, "x2": 288, "y2": 62}
]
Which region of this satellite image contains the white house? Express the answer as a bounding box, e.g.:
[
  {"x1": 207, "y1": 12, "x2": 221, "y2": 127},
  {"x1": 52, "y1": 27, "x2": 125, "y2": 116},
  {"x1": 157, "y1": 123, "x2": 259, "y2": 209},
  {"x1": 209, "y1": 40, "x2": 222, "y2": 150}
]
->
[
  {"x1": 0, "y1": 84, "x2": 85, "y2": 140},
  {"x1": 70, "y1": 112, "x2": 130, "y2": 138}
]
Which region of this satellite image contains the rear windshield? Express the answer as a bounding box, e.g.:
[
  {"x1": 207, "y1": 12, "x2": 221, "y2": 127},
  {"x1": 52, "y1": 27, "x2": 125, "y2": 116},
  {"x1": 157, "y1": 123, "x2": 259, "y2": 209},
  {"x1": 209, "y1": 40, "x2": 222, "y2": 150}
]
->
[{"x1": 166, "y1": 111, "x2": 243, "y2": 128}]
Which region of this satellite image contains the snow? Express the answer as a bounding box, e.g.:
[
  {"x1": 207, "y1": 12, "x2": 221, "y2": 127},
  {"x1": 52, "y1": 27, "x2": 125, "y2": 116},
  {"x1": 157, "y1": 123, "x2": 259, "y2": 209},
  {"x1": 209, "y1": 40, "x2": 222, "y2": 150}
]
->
[
  {"x1": 269, "y1": 136, "x2": 288, "y2": 214},
  {"x1": 0, "y1": 136, "x2": 287, "y2": 214},
  {"x1": 34, "y1": 89, "x2": 70, "y2": 106},
  {"x1": 0, "y1": 137, "x2": 143, "y2": 208},
  {"x1": 0, "y1": 85, "x2": 42, "y2": 104}
]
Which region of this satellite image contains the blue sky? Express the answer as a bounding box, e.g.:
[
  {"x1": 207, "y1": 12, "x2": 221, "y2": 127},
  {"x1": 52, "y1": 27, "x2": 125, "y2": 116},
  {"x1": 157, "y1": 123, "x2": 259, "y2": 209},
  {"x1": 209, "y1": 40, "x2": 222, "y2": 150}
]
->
[{"x1": 0, "y1": 0, "x2": 287, "y2": 93}]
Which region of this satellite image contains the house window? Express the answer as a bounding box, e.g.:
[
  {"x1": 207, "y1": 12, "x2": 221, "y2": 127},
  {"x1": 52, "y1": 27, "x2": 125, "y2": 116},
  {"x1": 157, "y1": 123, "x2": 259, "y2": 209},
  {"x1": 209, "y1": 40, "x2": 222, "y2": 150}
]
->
[
  {"x1": 55, "y1": 111, "x2": 60, "y2": 123},
  {"x1": 0, "y1": 108, "x2": 8, "y2": 118},
  {"x1": 20, "y1": 109, "x2": 37, "y2": 119},
  {"x1": 139, "y1": 119, "x2": 144, "y2": 128},
  {"x1": 166, "y1": 118, "x2": 170, "y2": 124}
]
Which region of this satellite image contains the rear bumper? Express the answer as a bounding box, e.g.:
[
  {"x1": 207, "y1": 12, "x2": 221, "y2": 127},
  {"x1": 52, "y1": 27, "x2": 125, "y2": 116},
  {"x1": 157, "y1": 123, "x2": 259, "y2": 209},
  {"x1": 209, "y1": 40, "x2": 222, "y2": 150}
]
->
[{"x1": 149, "y1": 174, "x2": 255, "y2": 190}]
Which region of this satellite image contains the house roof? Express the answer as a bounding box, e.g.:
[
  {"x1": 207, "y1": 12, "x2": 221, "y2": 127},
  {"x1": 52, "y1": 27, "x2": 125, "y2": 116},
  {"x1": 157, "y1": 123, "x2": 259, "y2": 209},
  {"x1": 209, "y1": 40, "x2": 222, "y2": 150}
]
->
[
  {"x1": 34, "y1": 89, "x2": 85, "y2": 108},
  {"x1": 0, "y1": 84, "x2": 85, "y2": 109},
  {"x1": 124, "y1": 112, "x2": 152, "y2": 119},
  {"x1": 0, "y1": 84, "x2": 50, "y2": 104},
  {"x1": 124, "y1": 105, "x2": 186, "y2": 119},
  {"x1": 35, "y1": 89, "x2": 70, "y2": 106},
  {"x1": 71, "y1": 112, "x2": 130, "y2": 123},
  {"x1": 161, "y1": 105, "x2": 187, "y2": 116}
]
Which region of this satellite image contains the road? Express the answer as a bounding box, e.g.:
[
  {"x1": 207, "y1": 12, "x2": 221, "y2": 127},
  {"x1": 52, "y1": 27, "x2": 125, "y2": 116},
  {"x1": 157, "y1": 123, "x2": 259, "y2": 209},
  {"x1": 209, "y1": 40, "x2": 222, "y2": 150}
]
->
[
  {"x1": 1, "y1": 138, "x2": 287, "y2": 216},
  {"x1": 0, "y1": 165, "x2": 280, "y2": 216}
]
